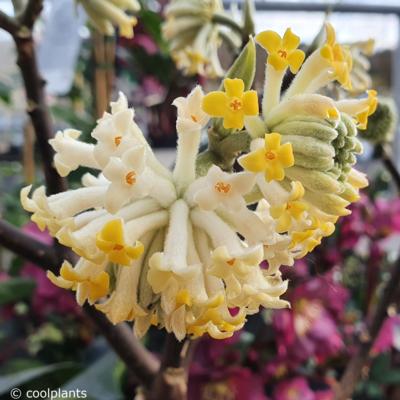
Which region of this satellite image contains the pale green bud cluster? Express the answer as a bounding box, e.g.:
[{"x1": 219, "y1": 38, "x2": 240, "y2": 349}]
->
[{"x1": 361, "y1": 99, "x2": 397, "y2": 144}]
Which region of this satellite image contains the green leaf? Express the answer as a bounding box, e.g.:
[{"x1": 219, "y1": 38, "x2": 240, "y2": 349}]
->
[
  {"x1": 0, "y1": 363, "x2": 76, "y2": 395},
  {"x1": 62, "y1": 352, "x2": 122, "y2": 400},
  {"x1": 242, "y1": 0, "x2": 255, "y2": 38},
  {"x1": 0, "y1": 278, "x2": 36, "y2": 306},
  {"x1": 220, "y1": 37, "x2": 256, "y2": 91}
]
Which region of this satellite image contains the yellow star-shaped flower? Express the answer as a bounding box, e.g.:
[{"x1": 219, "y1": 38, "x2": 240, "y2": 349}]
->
[
  {"x1": 96, "y1": 219, "x2": 144, "y2": 266},
  {"x1": 320, "y1": 23, "x2": 353, "y2": 90},
  {"x1": 255, "y1": 28, "x2": 305, "y2": 73},
  {"x1": 270, "y1": 181, "x2": 308, "y2": 233},
  {"x1": 47, "y1": 261, "x2": 109, "y2": 304},
  {"x1": 239, "y1": 132, "x2": 294, "y2": 182},
  {"x1": 356, "y1": 90, "x2": 378, "y2": 130},
  {"x1": 202, "y1": 78, "x2": 259, "y2": 130}
]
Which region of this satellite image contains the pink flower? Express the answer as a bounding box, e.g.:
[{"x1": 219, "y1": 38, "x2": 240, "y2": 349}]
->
[
  {"x1": 271, "y1": 271, "x2": 348, "y2": 366},
  {"x1": 273, "y1": 377, "x2": 314, "y2": 400},
  {"x1": 372, "y1": 315, "x2": 400, "y2": 355}
]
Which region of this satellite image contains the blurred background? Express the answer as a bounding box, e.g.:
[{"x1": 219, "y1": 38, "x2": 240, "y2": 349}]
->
[{"x1": 1, "y1": 1, "x2": 400, "y2": 399}]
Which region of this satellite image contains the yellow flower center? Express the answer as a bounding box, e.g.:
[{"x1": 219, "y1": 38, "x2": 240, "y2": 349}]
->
[
  {"x1": 191, "y1": 114, "x2": 198, "y2": 123},
  {"x1": 229, "y1": 97, "x2": 243, "y2": 112},
  {"x1": 113, "y1": 243, "x2": 124, "y2": 251},
  {"x1": 265, "y1": 150, "x2": 276, "y2": 160},
  {"x1": 114, "y1": 136, "x2": 122, "y2": 146},
  {"x1": 214, "y1": 181, "x2": 231, "y2": 194},
  {"x1": 125, "y1": 171, "x2": 136, "y2": 185},
  {"x1": 226, "y1": 258, "x2": 236, "y2": 266},
  {"x1": 278, "y1": 49, "x2": 287, "y2": 58}
]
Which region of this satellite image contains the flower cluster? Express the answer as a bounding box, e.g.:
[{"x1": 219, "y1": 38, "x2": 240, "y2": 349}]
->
[
  {"x1": 21, "y1": 24, "x2": 374, "y2": 340},
  {"x1": 162, "y1": 0, "x2": 240, "y2": 77},
  {"x1": 78, "y1": 0, "x2": 139, "y2": 38}
]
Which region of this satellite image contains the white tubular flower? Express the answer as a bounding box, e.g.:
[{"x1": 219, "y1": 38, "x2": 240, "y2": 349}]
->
[
  {"x1": 102, "y1": 145, "x2": 150, "y2": 213},
  {"x1": 173, "y1": 86, "x2": 210, "y2": 134},
  {"x1": 173, "y1": 86, "x2": 209, "y2": 194},
  {"x1": 94, "y1": 92, "x2": 172, "y2": 180},
  {"x1": 209, "y1": 245, "x2": 263, "y2": 300},
  {"x1": 91, "y1": 105, "x2": 139, "y2": 168},
  {"x1": 217, "y1": 207, "x2": 276, "y2": 246},
  {"x1": 50, "y1": 129, "x2": 99, "y2": 177},
  {"x1": 192, "y1": 165, "x2": 256, "y2": 212}
]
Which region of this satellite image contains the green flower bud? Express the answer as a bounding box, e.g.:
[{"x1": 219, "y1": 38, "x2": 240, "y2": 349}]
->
[
  {"x1": 286, "y1": 166, "x2": 343, "y2": 194},
  {"x1": 304, "y1": 191, "x2": 350, "y2": 216},
  {"x1": 280, "y1": 135, "x2": 335, "y2": 159},
  {"x1": 292, "y1": 153, "x2": 334, "y2": 171},
  {"x1": 361, "y1": 98, "x2": 397, "y2": 144},
  {"x1": 274, "y1": 120, "x2": 338, "y2": 142}
]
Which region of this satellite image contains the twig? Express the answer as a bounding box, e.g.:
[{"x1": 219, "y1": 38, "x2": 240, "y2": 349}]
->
[
  {"x1": 334, "y1": 145, "x2": 400, "y2": 399},
  {"x1": 14, "y1": 33, "x2": 67, "y2": 194},
  {"x1": 0, "y1": 10, "x2": 19, "y2": 35},
  {"x1": 0, "y1": 219, "x2": 58, "y2": 269},
  {"x1": 378, "y1": 144, "x2": 400, "y2": 191},
  {"x1": 149, "y1": 334, "x2": 192, "y2": 400},
  {"x1": 83, "y1": 305, "x2": 159, "y2": 389},
  {"x1": 19, "y1": 0, "x2": 43, "y2": 30}
]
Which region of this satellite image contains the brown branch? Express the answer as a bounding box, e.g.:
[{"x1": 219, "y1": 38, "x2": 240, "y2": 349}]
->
[
  {"x1": 334, "y1": 146, "x2": 400, "y2": 399},
  {"x1": 149, "y1": 334, "x2": 193, "y2": 400},
  {"x1": 378, "y1": 144, "x2": 400, "y2": 192},
  {"x1": 0, "y1": 10, "x2": 19, "y2": 35},
  {"x1": 0, "y1": 219, "x2": 58, "y2": 269},
  {"x1": 19, "y1": 0, "x2": 43, "y2": 30},
  {"x1": 14, "y1": 34, "x2": 67, "y2": 194},
  {"x1": 83, "y1": 305, "x2": 159, "y2": 389}
]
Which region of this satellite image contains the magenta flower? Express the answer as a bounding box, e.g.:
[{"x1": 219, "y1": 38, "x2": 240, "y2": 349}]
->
[
  {"x1": 272, "y1": 271, "x2": 348, "y2": 366},
  {"x1": 372, "y1": 314, "x2": 400, "y2": 355},
  {"x1": 273, "y1": 377, "x2": 314, "y2": 400}
]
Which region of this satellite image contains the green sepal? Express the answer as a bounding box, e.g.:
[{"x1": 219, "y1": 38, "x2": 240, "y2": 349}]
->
[{"x1": 196, "y1": 150, "x2": 222, "y2": 176}]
